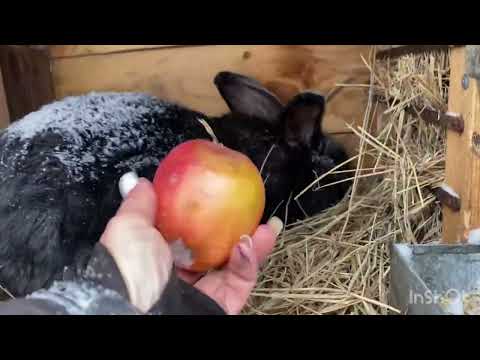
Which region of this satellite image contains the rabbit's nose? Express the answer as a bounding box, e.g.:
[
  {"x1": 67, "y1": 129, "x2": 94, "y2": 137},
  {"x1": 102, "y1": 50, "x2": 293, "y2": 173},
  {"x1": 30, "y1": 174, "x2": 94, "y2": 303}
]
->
[{"x1": 314, "y1": 156, "x2": 336, "y2": 171}]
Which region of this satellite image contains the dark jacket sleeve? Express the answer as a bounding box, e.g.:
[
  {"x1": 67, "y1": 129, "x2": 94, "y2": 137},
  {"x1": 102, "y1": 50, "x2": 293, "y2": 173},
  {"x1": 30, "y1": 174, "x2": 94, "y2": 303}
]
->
[
  {"x1": 0, "y1": 243, "x2": 226, "y2": 315},
  {"x1": 149, "y1": 271, "x2": 227, "y2": 315}
]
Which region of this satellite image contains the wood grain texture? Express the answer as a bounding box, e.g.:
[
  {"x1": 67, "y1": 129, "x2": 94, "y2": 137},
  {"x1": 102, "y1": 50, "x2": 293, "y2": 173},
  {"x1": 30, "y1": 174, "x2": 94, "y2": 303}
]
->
[
  {"x1": 51, "y1": 45, "x2": 371, "y2": 136},
  {"x1": 49, "y1": 45, "x2": 181, "y2": 58},
  {"x1": 0, "y1": 45, "x2": 55, "y2": 122},
  {"x1": 442, "y1": 47, "x2": 480, "y2": 244},
  {"x1": 0, "y1": 68, "x2": 10, "y2": 128},
  {"x1": 332, "y1": 133, "x2": 361, "y2": 160}
]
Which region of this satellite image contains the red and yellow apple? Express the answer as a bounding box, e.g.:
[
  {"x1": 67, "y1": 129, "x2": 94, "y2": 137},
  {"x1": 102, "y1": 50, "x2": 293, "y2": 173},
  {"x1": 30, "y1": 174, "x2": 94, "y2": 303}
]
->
[{"x1": 153, "y1": 139, "x2": 265, "y2": 272}]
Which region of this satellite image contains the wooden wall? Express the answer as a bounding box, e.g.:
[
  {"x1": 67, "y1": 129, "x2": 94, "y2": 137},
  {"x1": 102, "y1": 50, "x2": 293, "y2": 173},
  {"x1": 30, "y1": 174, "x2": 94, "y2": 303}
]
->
[
  {"x1": 0, "y1": 46, "x2": 55, "y2": 124},
  {"x1": 49, "y1": 45, "x2": 372, "y2": 158},
  {"x1": 0, "y1": 68, "x2": 10, "y2": 129}
]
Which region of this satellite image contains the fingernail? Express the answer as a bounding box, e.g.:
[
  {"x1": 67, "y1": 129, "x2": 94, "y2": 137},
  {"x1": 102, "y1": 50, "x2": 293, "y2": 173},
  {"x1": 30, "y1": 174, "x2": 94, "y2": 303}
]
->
[
  {"x1": 240, "y1": 235, "x2": 253, "y2": 249},
  {"x1": 237, "y1": 235, "x2": 253, "y2": 263},
  {"x1": 267, "y1": 216, "x2": 284, "y2": 237},
  {"x1": 119, "y1": 171, "x2": 139, "y2": 199}
]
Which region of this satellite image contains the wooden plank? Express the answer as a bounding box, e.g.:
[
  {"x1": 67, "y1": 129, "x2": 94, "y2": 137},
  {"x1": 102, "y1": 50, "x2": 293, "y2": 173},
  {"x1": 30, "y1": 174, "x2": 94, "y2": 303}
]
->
[
  {"x1": 442, "y1": 46, "x2": 480, "y2": 244},
  {"x1": 0, "y1": 46, "x2": 55, "y2": 122},
  {"x1": 51, "y1": 45, "x2": 371, "y2": 134},
  {"x1": 0, "y1": 68, "x2": 10, "y2": 128},
  {"x1": 27, "y1": 45, "x2": 49, "y2": 51},
  {"x1": 49, "y1": 45, "x2": 182, "y2": 58},
  {"x1": 332, "y1": 133, "x2": 360, "y2": 161}
]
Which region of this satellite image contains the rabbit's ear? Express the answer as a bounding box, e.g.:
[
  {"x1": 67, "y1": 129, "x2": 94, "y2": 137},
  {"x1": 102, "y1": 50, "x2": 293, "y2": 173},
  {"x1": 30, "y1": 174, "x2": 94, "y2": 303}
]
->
[
  {"x1": 214, "y1": 71, "x2": 284, "y2": 126},
  {"x1": 283, "y1": 92, "x2": 326, "y2": 149}
]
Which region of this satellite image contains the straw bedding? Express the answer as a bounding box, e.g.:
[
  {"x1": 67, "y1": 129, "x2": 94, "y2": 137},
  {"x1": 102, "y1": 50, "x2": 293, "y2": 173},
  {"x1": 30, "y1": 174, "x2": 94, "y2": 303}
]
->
[{"x1": 244, "y1": 47, "x2": 451, "y2": 315}]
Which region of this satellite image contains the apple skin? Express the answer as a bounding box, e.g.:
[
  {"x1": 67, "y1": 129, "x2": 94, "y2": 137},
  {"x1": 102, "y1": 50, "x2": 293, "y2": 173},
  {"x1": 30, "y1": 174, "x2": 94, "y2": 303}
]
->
[{"x1": 153, "y1": 139, "x2": 266, "y2": 272}]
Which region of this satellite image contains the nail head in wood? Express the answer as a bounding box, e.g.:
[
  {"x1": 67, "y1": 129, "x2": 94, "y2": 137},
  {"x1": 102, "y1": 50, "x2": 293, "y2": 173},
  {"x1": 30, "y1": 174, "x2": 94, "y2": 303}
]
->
[
  {"x1": 462, "y1": 74, "x2": 470, "y2": 90},
  {"x1": 472, "y1": 132, "x2": 480, "y2": 157}
]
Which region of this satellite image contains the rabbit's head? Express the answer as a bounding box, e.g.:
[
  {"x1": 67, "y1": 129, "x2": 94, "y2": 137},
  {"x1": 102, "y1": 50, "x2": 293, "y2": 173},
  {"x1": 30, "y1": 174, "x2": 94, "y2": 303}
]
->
[{"x1": 213, "y1": 72, "x2": 351, "y2": 223}]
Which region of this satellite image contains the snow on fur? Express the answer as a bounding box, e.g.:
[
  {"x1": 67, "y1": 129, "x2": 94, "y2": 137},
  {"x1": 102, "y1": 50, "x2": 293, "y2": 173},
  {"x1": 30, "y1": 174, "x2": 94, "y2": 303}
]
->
[{"x1": 1, "y1": 92, "x2": 183, "y2": 182}]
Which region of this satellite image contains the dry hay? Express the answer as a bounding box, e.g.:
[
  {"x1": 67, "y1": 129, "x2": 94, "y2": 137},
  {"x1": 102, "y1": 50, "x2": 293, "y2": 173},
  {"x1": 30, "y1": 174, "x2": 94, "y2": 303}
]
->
[{"x1": 244, "y1": 47, "x2": 450, "y2": 315}]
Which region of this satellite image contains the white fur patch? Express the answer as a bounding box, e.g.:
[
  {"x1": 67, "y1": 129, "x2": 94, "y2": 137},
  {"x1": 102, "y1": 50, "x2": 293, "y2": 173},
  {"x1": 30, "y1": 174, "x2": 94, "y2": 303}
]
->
[{"x1": 170, "y1": 239, "x2": 194, "y2": 269}]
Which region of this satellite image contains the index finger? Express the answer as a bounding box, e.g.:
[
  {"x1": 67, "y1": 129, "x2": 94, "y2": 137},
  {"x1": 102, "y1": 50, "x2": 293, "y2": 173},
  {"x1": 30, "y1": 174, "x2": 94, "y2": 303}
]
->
[{"x1": 116, "y1": 178, "x2": 157, "y2": 225}]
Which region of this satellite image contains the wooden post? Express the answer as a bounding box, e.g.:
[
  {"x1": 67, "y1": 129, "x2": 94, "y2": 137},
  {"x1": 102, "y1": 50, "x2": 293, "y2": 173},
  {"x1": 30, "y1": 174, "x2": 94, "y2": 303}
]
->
[
  {"x1": 0, "y1": 68, "x2": 9, "y2": 129},
  {"x1": 0, "y1": 45, "x2": 55, "y2": 123},
  {"x1": 442, "y1": 46, "x2": 480, "y2": 244}
]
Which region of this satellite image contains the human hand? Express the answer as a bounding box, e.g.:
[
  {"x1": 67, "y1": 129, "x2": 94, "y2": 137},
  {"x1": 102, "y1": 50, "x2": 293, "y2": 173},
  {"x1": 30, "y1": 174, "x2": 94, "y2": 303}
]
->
[
  {"x1": 100, "y1": 178, "x2": 173, "y2": 313},
  {"x1": 102, "y1": 175, "x2": 282, "y2": 314},
  {"x1": 176, "y1": 217, "x2": 282, "y2": 315}
]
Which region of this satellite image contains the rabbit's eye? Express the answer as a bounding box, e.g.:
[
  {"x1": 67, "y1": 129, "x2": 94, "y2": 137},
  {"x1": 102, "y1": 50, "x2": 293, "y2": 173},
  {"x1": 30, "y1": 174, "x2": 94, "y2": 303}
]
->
[{"x1": 286, "y1": 139, "x2": 297, "y2": 148}]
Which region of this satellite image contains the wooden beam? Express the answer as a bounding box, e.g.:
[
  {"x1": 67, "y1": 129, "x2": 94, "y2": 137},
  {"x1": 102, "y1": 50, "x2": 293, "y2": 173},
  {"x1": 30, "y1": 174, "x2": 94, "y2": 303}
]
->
[
  {"x1": 0, "y1": 45, "x2": 55, "y2": 122},
  {"x1": 0, "y1": 68, "x2": 10, "y2": 128},
  {"x1": 49, "y1": 45, "x2": 183, "y2": 58},
  {"x1": 442, "y1": 46, "x2": 480, "y2": 244}
]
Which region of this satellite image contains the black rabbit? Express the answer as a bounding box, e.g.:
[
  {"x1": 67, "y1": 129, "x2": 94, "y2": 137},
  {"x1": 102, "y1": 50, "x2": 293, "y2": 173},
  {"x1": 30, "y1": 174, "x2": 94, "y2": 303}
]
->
[{"x1": 0, "y1": 71, "x2": 351, "y2": 297}]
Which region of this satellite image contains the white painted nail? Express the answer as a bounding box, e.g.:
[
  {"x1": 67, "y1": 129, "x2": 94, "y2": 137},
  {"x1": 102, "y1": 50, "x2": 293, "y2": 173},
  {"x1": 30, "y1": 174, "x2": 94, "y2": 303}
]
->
[
  {"x1": 240, "y1": 235, "x2": 253, "y2": 249},
  {"x1": 238, "y1": 236, "x2": 254, "y2": 263},
  {"x1": 119, "y1": 171, "x2": 140, "y2": 199},
  {"x1": 267, "y1": 217, "x2": 284, "y2": 237}
]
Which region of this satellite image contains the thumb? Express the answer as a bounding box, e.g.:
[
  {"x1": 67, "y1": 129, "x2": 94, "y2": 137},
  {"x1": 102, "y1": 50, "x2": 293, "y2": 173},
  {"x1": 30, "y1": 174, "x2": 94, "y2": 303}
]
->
[
  {"x1": 226, "y1": 235, "x2": 258, "y2": 285},
  {"x1": 199, "y1": 234, "x2": 257, "y2": 315},
  {"x1": 203, "y1": 219, "x2": 282, "y2": 315},
  {"x1": 225, "y1": 217, "x2": 283, "y2": 287},
  {"x1": 116, "y1": 172, "x2": 157, "y2": 225}
]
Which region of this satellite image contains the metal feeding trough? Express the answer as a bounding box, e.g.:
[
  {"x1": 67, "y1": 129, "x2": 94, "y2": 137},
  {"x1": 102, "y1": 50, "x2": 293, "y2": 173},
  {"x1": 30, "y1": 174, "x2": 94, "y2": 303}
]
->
[{"x1": 390, "y1": 243, "x2": 480, "y2": 315}]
